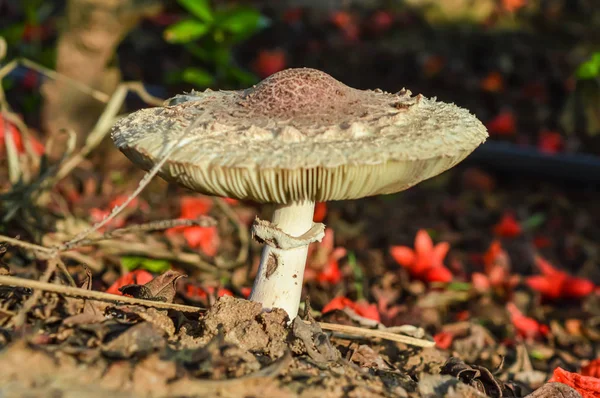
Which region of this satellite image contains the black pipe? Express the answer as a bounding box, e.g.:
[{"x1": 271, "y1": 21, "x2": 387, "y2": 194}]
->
[{"x1": 466, "y1": 141, "x2": 600, "y2": 185}]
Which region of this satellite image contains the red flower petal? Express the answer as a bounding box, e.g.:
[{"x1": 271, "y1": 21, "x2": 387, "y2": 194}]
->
[
  {"x1": 322, "y1": 297, "x2": 380, "y2": 322},
  {"x1": 506, "y1": 302, "x2": 545, "y2": 338},
  {"x1": 526, "y1": 275, "x2": 562, "y2": 300},
  {"x1": 322, "y1": 296, "x2": 351, "y2": 313},
  {"x1": 424, "y1": 266, "x2": 453, "y2": 283},
  {"x1": 390, "y1": 246, "x2": 415, "y2": 267},
  {"x1": 549, "y1": 367, "x2": 600, "y2": 398},
  {"x1": 431, "y1": 242, "x2": 450, "y2": 268},
  {"x1": 106, "y1": 270, "x2": 154, "y2": 295},
  {"x1": 581, "y1": 359, "x2": 600, "y2": 378},
  {"x1": 493, "y1": 213, "x2": 522, "y2": 238},
  {"x1": 253, "y1": 49, "x2": 287, "y2": 79},
  {"x1": 562, "y1": 277, "x2": 595, "y2": 299},
  {"x1": 472, "y1": 272, "x2": 491, "y2": 292},
  {"x1": 434, "y1": 332, "x2": 454, "y2": 350},
  {"x1": 313, "y1": 202, "x2": 327, "y2": 222},
  {"x1": 538, "y1": 130, "x2": 564, "y2": 154},
  {"x1": 317, "y1": 257, "x2": 342, "y2": 284},
  {"x1": 414, "y1": 230, "x2": 434, "y2": 256},
  {"x1": 483, "y1": 240, "x2": 503, "y2": 269},
  {"x1": 180, "y1": 196, "x2": 213, "y2": 219},
  {"x1": 183, "y1": 226, "x2": 219, "y2": 256},
  {"x1": 487, "y1": 111, "x2": 516, "y2": 136}
]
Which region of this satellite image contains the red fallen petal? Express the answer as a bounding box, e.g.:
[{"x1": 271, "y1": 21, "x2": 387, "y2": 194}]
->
[
  {"x1": 253, "y1": 49, "x2": 287, "y2": 79},
  {"x1": 317, "y1": 258, "x2": 342, "y2": 284},
  {"x1": 180, "y1": 196, "x2": 213, "y2": 219},
  {"x1": 414, "y1": 230, "x2": 434, "y2": 256},
  {"x1": 472, "y1": 272, "x2": 491, "y2": 292},
  {"x1": 434, "y1": 332, "x2": 454, "y2": 349},
  {"x1": 431, "y1": 242, "x2": 450, "y2": 268},
  {"x1": 506, "y1": 302, "x2": 544, "y2": 338},
  {"x1": 483, "y1": 240, "x2": 503, "y2": 268},
  {"x1": 368, "y1": 10, "x2": 394, "y2": 33},
  {"x1": 581, "y1": 359, "x2": 600, "y2": 378},
  {"x1": 313, "y1": 202, "x2": 327, "y2": 222},
  {"x1": 493, "y1": 213, "x2": 522, "y2": 238},
  {"x1": 321, "y1": 297, "x2": 380, "y2": 322},
  {"x1": 330, "y1": 10, "x2": 353, "y2": 29},
  {"x1": 481, "y1": 71, "x2": 504, "y2": 93},
  {"x1": 562, "y1": 277, "x2": 595, "y2": 298},
  {"x1": 488, "y1": 264, "x2": 508, "y2": 287},
  {"x1": 222, "y1": 197, "x2": 238, "y2": 205},
  {"x1": 106, "y1": 270, "x2": 153, "y2": 295},
  {"x1": 423, "y1": 266, "x2": 453, "y2": 283},
  {"x1": 535, "y1": 255, "x2": 564, "y2": 278},
  {"x1": 501, "y1": 0, "x2": 527, "y2": 12},
  {"x1": 390, "y1": 246, "x2": 415, "y2": 267},
  {"x1": 322, "y1": 296, "x2": 352, "y2": 313},
  {"x1": 526, "y1": 275, "x2": 563, "y2": 300},
  {"x1": 538, "y1": 130, "x2": 564, "y2": 154},
  {"x1": 487, "y1": 111, "x2": 516, "y2": 136},
  {"x1": 549, "y1": 367, "x2": 600, "y2": 398},
  {"x1": 353, "y1": 301, "x2": 381, "y2": 322},
  {"x1": 183, "y1": 226, "x2": 219, "y2": 256},
  {"x1": 456, "y1": 310, "x2": 470, "y2": 321}
]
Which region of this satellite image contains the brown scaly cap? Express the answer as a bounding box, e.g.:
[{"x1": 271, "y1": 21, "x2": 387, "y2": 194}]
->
[{"x1": 111, "y1": 68, "x2": 488, "y2": 203}]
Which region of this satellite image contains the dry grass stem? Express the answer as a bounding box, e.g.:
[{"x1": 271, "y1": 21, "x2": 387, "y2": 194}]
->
[
  {"x1": 318, "y1": 321, "x2": 436, "y2": 347},
  {"x1": 0, "y1": 274, "x2": 204, "y2": 314}
]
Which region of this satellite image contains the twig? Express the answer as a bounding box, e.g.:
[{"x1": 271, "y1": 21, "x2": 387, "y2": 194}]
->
[
  {"x1": 59, "y1": 115, "x2": 209, "y2": 252},
  {"x1": 11, "y1": 258, "x2": 58, "y2": 327},
  {"x1": 318, "y1": 321, "x2": 436, "y2": 348},
  {"x1": 19, "y1": 58, "x2": 111, "y2": 103},
  {"x1": 63, "y1": 216, "x2": 216, "y2": 251},
  {"x1": 95, "y1": 240, "x2": 219, "y2": 273},
  {"x1": 0, "y1": 275, "x2": 204, "y2": 314},
  {"x1": 0, "y1": 235, "x2": 53, "y2": 255}
]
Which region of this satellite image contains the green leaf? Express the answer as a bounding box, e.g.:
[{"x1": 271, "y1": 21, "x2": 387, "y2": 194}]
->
[
  {"x1": 177, "y1": 0, "x2": 213, "y2": 23},
  {"x1": 121, "y1": 256, "x2": 171, "y2": 273},
  {"x1": 164, "y1": 19, "x2": 210, "y2": 43},
  {"x1": 522, "y1": 212, "x2": 546, "y2": 230},
  {"x1": 576, "y1": 52, "x2": 600, "y2": 80},
  {"x1": 447, "y1": 282, "x2": 472, "y2": 291},
  {"x1": 215, "y1": 7, "x2": 262, "y2": 34},
  {"x1": 182, "y1": 67, "x2": 215, "y2": 87}
]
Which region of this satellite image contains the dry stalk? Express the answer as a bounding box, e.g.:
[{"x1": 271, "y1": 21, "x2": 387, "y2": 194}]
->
[{"x1": 0, "y1": 274, "x2": 204, "y2": 314}]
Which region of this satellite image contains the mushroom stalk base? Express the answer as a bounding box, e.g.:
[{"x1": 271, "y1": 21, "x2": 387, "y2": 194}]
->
[{"x1": 250, "y1": 200, "x2": 317, "y2": 320}]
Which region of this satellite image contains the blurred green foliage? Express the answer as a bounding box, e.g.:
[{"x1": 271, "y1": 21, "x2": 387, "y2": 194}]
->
[
  {"x1": 163, "y1": 0, "x2": 268, "y2": 88},
  {"x1": 120, "y1": 256, "x2": 171, "y2": 273},
  {"x1": 576, "y1": 53, "x2": 600, "y2": 80},
  {"x1": 0, "y1": 0, "x2": 56, "y2": 67}
]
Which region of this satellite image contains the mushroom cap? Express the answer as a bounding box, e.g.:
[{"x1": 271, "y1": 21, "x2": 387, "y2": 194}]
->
[{"x1": 111, "y1": 68, "x2": 487, "y2": 204}]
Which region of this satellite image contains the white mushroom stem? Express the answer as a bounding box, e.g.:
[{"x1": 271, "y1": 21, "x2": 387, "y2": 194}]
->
[{"x1": 250, "y1": 200, "x2": 319, "y2": 319}]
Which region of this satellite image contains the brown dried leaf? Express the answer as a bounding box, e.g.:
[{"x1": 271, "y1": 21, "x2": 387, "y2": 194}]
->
[
  {"x1": 101, "y1": 322, "x2": 165, "y2": 359},
  {"x1": 119, "y1": 270, "x2": 186, "y2": 303}
]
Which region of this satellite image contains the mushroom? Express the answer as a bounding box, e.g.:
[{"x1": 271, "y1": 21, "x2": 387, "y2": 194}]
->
[{"x1": 111, "y1": 68, "x2": 487, "y2": 319}]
